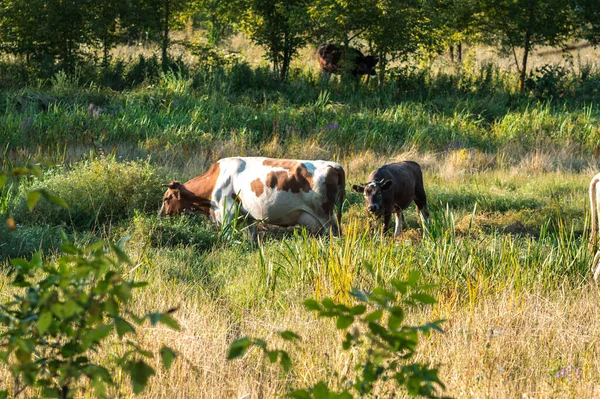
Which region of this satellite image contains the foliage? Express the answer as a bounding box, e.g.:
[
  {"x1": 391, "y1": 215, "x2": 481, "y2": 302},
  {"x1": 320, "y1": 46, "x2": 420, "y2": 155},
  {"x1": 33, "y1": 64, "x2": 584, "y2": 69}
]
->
[
  {"x1": 0, "y1": 164, "x2": 179, "y2": 398},
  {"x1": 236, "y1": 0, "x2": 312, "y2": 81},
  {"x1": 228, "y1": 271, "x2": 446, "y2": 398},
  {"x1": 11, "y1": 158, "x2": 164, "y2": 231},
  {"x1": 525, "y1": 64, "x2": 570, "y2": 100},
  {"x1": 0, "y1": 239, "x2": 179, "y2": 398},
  {"x1": 474, "y1": 0, "x2": 578, "y2": 91}
]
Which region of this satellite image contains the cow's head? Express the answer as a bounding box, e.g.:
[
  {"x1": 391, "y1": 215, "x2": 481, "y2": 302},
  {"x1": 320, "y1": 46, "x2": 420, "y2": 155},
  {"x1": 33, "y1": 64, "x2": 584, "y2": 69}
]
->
[
  {"x1": 356, "y1": 55, "x2": 379, "y2": 76},
  {"x1": 160, "y1": 181, "x2": 192, "y2": 216},
  {"x1": 352, "y1": 179, "x2": 392, "y2": 215}
]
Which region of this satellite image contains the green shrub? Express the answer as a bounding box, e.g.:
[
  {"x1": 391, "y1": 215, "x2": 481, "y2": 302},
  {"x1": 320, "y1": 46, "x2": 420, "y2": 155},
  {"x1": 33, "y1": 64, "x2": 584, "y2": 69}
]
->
[
  {"x1": 0, "y1": 224, "x2": 63, "y2": 260},
  {"x1": 12, "y1": 158, "x2": 164, "y2": 230},
  {"x1": 228, "y1": 270, "x2": 446, "y2": 398},
  {"x1": 0, "y1": 238, "x2": 179, "y2": 398},
  {"x1": 130, "y1": 212, "x2": 218, "y2": 252}
]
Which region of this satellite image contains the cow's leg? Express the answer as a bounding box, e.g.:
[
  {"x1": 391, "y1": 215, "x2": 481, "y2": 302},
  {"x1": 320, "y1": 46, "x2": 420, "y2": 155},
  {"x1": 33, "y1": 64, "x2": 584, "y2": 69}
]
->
[
  {"x1": 414, "y1": 186, "x2": 430, "y2": 223},
  {"x1": 298, "y1": 212, "x2": 326, "y2": 235},
  {"x1": 383, "y1": 213, "x2": 392, "y2": 235},
  {"x1": 593, "y1": 250, "x2": 600, "y2": 281},
  {"x1": 394, "y1": 212, "x2": 404, "y2": 237}
]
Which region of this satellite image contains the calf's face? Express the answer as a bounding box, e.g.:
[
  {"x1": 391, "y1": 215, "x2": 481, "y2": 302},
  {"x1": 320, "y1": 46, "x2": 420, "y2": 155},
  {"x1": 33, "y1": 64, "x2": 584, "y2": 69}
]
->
[{"x1": 352, "y1": 180, "x2": 392, "y2": 215}]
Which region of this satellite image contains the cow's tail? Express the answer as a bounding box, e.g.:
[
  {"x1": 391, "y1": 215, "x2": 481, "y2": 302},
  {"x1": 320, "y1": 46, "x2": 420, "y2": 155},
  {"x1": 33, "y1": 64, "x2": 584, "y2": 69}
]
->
[{"x1": 590, "y1": 173, "x2": 600, "y2": 251}]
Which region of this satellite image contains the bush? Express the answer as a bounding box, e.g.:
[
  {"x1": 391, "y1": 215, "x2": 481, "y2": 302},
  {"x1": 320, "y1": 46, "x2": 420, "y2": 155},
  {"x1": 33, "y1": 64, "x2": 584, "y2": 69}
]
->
[
  {"x1": 525, "y1": 64, "x2": 570, "y2": 100},
  {"x1": 229, "y1": 270, "x2": 446, "y2": 398},
  {"x1": 130, "y1": 212, "x2": 218, "y2": 252},
  {"x1": 12, "y1": 158, "x2": 164, "y2": 230}
]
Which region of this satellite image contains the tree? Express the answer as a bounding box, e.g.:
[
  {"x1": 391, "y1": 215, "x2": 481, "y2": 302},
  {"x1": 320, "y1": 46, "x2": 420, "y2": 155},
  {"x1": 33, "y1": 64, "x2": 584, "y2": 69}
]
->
[
  {"x1": 364, "y1": 0, "x2": 438, "y2": 85},
  {"x1": 475, "y1": 0, "x2": 577, "y2": 92},
  {"x1": 238, "y1": 0, "x2": 312, "y2": 82},
  {"x1": 572, "y1": 0, "x2": 600, "y2": 44}
]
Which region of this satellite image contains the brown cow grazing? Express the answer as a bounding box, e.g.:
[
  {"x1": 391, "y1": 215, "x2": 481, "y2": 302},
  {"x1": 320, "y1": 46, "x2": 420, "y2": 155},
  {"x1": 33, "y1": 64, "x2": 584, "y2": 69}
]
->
[
  {"x1": 352, "y1": 161, "x2": 429, "y2": 237},
  {"x1": 317, "y1": 43, "x2": 379, "y2": 79},
  {"x1": 589, "y1": 173, "x2": 600, "y2": 281},
  {"x1": 160, "y1": 157, "x2": 345, "y2": 236}
]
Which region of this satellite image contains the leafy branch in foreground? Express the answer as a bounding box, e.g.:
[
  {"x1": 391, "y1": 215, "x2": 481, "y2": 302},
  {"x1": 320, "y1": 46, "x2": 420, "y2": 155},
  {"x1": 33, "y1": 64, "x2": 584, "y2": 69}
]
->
[
  {"x1": 0, "y1": 237, "x2": 179, "y2": 398},
  {"x1": 228, "y1": 271, "x2": 448, "y2": 398},
  {"x1": 0, "y1": 164, "x2": 179, "y2": 398}
]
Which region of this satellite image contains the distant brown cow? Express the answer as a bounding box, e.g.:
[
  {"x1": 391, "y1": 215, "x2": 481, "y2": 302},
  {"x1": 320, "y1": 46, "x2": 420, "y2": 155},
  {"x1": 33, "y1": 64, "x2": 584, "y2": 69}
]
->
[
  {"x1": 317, "y1": 43, "x2": 379, "y2": 79},
  {"x1": 160, "y1": 157, "x2": 345, "y2": 236},
  {"x1": 352, "y1": 161, "x2": 429, "y2": 237}
]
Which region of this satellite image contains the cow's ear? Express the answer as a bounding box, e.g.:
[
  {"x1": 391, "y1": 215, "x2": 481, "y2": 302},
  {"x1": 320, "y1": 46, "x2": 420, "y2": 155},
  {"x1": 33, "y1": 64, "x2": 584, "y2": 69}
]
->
[
  {"x1": 162, "y1": 181, "x2": 181, "y2": 190},
  {"x1": 352, "y1": 184, "x2": 365, "y2": 193},
  {"x1": 381, "y1": 180, "x2": 393, "y2": 191}
]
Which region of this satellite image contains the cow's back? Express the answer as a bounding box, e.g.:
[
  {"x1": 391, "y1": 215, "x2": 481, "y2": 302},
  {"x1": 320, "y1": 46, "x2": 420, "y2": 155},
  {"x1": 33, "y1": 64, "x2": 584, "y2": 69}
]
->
[
  {"x1": 370, "y1": 162, "x2": 422, "y2": 210},
  {"x1": 219, "y1": 157, "x2": 343, "y2": 228}
]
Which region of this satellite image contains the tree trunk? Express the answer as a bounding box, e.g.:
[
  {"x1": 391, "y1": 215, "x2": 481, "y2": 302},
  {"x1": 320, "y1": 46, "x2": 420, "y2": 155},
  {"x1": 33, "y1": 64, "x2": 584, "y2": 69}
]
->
[
  {"x1": 457, "y1": 42, "x2": 462, "y2": 63},
  {"x1": 162, "y1": 0, "x2": 170, "y2": 71},
  {"x1": 377, "y1": 51, "x2": 386, "y2": 86},
  {"x1": 519, "y1": 0, "x2": 536, "y2": 92},
  {"x1": 280, "y1": 32, "x2": 290, "y2": 82},
  {"x1": 449, "y1": 44, "x2": 454, "y2": 62},
  {"x1": 102, "y1": 36, "x2": 110, "y2": 67}
]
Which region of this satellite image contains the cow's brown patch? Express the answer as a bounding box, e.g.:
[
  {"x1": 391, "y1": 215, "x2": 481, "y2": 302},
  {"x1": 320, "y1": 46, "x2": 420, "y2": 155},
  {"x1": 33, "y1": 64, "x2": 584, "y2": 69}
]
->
[
  {"x1": 251, "y1": 178, "x2": 265, "y2": 197},
  {"x1": 265, "y1": 163, "x2": 313, "y2": 193},
  {"x1": 262, "y1": 159, "x2": 297, "y2": 169},
  {"x1": 178, "y1": 161, "x2": 221, "y2": 213},
  {"x1": 321, "y1": 166, "x2": 344, "y2": 215}
]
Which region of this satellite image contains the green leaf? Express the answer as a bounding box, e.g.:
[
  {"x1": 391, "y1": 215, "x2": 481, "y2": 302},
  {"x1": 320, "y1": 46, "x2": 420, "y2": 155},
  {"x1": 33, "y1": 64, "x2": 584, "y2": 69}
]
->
[
  {"x1": 158, "y1": 314, "x2": 180, "y2": 331},
  {"x1": 388, "y1": 314, "x2": 403, "y2": 331},
  {"x1": 391, "y1": 279, "x2": 408, "y2": 294},
  {"x1": 303, "y1": 299, "x2": 320, "y2": 311},
  {"x1": 312, "y1": 381, "x2": 330, "y2": 399},
  {"x1": 41, "y1": 190, "x2": 68, "y2": 209},
  {"x1": 410, "y1": 293, "x2": 436, "y2": 305},
  {"x1": 160, "y1": 346, "x2": 176, "y2": 370},
  {"x1": 279, "y1": 351, "x2": 292, "y2": 372},
  {"x1": 227, "y1": 337, "x2": 252, "y2": 360},
  {"x1": 114, "y1": 317, "x2": 136, "y2": 338},
  {"x1": 278, "y1": 330, "x2": 301, "y2": 341},
  {"x1": 37, "y1": 311, "x2": 53, "y2": 336},
  {"x1": 364, "y1": 310, "x2": 383, "y2": 322},
  {"x1": 336, "y1": 315, "x2": 354, "y2": 330},
  {"x1": 0, "y1": 174, "x2": 7, "y2": 188},
  {"x1": 83, "y1": 324, "x2": 113, "y2": 348},
  {"x1": 321, "y1": 298, "x2": 335, "y2": 309},
  {"x1": 288, "y1": 390, "x2": 311, "y2": 399},
  {"x1": 129, "y1": 360, "x2": 155, "y2": 394},
  {"x1": 0, "y1": 389, "x2": 8, "y2": 399},
  {"x1": 406, "y1": 270, "x2": 420, "y2": 285},
  {"x1": 110, "y1": 242, "x2": 131, "y2": 264},
  {"x1": 27, "y1": 190, "x2": 42, "y2": 211},
  {"x1": 267, "y1": 350, "x2": 278, "y2": 363},
  {"x1": 349, "y1": 305, "x2": 366, "y2": 315}
]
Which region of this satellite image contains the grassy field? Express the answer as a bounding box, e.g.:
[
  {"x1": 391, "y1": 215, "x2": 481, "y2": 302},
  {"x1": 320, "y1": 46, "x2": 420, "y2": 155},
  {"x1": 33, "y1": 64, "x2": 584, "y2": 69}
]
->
[{"x1": 1, "y1": 41, "x2": 600, "y2": 398}]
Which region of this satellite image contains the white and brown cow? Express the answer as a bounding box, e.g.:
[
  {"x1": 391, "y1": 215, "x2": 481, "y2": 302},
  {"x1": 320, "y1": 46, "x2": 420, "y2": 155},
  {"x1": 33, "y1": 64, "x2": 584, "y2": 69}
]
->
[
  {"x1": 352, "y1": 161, "x2": 429, "y2": 237},
  {"x1": 589, "y1": 173, "x2": 600, "y2": 281},
  {"x1": 160, "y1": 157, "x2": 346, "y2": 236}
]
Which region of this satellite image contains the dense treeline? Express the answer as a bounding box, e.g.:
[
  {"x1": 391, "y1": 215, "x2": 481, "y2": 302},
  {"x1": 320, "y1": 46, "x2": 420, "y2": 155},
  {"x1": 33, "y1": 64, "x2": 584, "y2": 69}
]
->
[{"x1": 0, "y1": 0, "x2": 599, "y2": 90}]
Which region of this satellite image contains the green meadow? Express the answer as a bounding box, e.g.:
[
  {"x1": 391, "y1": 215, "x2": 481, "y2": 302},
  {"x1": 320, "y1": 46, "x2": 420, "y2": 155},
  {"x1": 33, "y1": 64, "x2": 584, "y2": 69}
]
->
[{"x1": 2, "y1": 48, "x2": 600, "y2": 397}]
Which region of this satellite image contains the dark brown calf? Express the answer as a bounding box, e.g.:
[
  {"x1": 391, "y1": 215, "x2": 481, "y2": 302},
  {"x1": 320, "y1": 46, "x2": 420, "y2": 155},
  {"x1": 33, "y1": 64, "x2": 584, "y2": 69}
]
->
[
  {"x1": 317, "y1": 43, "x2": 378, "y2": 79},
  {"x1": 352, "y1": 161, "x2": 429, "y2": 237}
]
